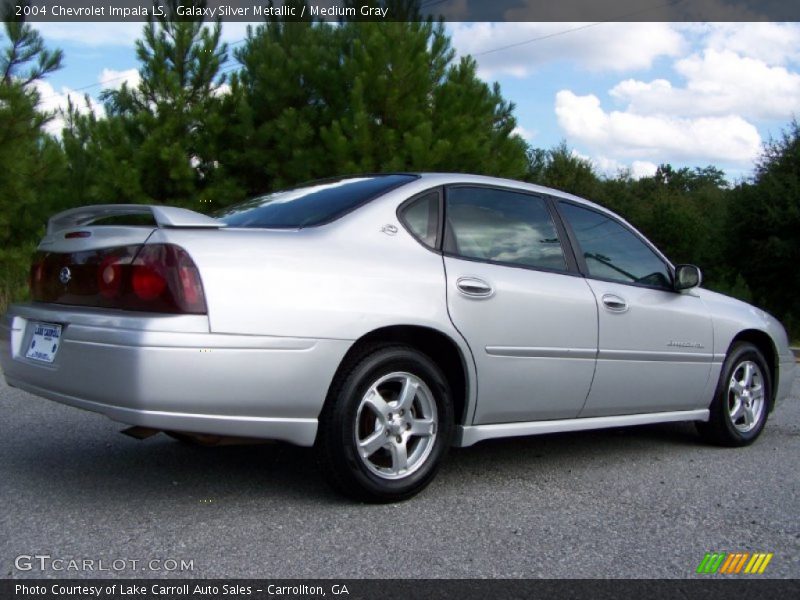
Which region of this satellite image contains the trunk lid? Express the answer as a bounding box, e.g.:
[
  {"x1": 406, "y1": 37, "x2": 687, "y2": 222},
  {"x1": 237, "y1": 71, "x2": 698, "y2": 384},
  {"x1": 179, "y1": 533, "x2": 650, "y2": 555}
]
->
[{"x1": 31, "y1": 204, "x2": 223, "y2": 313}]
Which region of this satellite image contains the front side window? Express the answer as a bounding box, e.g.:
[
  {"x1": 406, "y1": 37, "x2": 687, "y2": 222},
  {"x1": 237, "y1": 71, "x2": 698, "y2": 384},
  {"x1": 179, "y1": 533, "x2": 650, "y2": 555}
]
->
[
  {"x1": 444, "y1": 186, "x2": 567, "y2": 271},
  {"x1": 559, "y1": 202, "x2": 672, "y2": 289}
]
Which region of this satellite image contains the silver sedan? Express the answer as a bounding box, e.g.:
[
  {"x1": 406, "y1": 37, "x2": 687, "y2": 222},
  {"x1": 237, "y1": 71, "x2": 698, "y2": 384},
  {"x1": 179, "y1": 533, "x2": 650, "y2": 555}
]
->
[{"x1": 1, "y1": 174, "x2": 795, "y2": 501}]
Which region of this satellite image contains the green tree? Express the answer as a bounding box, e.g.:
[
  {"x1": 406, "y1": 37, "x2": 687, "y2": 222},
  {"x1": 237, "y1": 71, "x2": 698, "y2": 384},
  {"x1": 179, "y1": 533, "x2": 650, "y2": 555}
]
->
[
  {"x1": 226, "y1": 0, "x2": 528, "y2": 196},
  {"x1": 729, "y1": 120, "x2": 800, "y2": 338},
  {"x1": 524, "y1": 141, "x2": 600, "y2": 198},
  {"x1": 224, "y1": 9, "x2": 343, "y2": 193},
  {"x1": 622, "y1": 165, "x2": 729, "y2": 278},
  {"x1": 0, "y1": 7, "x2": 64, "y2": 245},
  {"x1": 0, "y1": 7, "x2": 65, "y2": 308},
  {"x1": 523, "y1": 143, "x2": 737, "y2": 296},
  {"x1": 64, "y1": 0, "x2": 233, "y2": 210}
]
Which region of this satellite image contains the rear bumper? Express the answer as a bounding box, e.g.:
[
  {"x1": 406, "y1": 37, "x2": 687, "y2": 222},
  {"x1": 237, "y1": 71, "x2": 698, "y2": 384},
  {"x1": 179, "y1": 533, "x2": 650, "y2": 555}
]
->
[{"x1": 0, "y1": 304, "x2": 351, "y2": 446}]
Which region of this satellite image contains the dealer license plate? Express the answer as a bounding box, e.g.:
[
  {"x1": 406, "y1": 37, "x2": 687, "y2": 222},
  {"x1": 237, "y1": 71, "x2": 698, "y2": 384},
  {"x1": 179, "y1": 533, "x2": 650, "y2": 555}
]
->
[{"x1": 25, "y1": 322, "x2": 63, "y2": 363}]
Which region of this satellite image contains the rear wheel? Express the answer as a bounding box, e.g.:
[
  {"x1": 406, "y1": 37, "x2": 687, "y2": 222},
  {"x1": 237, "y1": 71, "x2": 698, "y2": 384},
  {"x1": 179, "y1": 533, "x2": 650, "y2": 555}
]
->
[
  {"x1": 697, "y1": 342, "x2": 771, "y2": 446},
  {"x1": 315, "y1": 344, "x2": 453, "y2": 502}
]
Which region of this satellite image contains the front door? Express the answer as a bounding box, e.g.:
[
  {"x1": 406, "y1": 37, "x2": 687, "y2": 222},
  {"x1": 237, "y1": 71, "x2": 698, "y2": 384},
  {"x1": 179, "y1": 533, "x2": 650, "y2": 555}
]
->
[{"x1": 557, "y1": 201, "x2": 713, "y2": 417}]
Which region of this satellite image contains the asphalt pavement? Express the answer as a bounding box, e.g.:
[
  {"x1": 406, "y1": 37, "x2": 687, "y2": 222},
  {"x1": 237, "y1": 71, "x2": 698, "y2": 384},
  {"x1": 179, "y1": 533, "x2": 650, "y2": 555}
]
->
[{"x1": 1, "y1": 371, "x2": 798, "y2": 579}]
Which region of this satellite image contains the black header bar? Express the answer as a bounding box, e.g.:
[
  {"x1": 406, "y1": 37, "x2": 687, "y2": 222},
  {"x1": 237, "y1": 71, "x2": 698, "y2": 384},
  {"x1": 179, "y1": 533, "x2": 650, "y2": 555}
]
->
[{"x1": 3, "y1": 0, "x2": 799, "y2": 23}]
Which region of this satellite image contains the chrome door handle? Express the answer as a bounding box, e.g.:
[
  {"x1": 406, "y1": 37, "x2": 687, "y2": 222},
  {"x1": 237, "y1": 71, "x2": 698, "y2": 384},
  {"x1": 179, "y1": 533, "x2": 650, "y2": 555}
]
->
[
  {"x1": 601, "y1": 293, "x2": 628, "y2": 313},
  {"x1": 456, "y1": 277, "x2": 494, "y2": 298}
]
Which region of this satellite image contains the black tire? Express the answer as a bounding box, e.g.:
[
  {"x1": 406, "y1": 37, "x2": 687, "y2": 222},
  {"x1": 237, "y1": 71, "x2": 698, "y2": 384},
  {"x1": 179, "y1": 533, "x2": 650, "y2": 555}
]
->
[
  {"x1": 315, "y1": 344, "x2": 454, "y2": 502},
  {"x1": 697, "y1": 342, "x2": 771, "y2": 447}
]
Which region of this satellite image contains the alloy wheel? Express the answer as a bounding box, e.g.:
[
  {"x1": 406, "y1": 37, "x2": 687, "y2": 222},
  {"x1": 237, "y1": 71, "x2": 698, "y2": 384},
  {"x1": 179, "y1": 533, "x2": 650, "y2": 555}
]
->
[
  {"x1": 354, "y1": 372, "x2": 438, "y2": 480},
  {"x1": 727, "y1": 360, "x2": 765, "y2": 433}
]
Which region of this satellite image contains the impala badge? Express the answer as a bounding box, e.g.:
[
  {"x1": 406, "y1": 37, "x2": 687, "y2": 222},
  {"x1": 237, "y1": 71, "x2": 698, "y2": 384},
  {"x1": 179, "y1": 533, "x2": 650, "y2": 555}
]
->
[
  {"x1": 667, "y1": 340, "x2": 704, "y2": 349},
  {"x1": 381, "y1": 224, "x2": 398, "y2": 236},
  {"x1": 59, "y1": 266, "x2": 72, "y2": 285}
]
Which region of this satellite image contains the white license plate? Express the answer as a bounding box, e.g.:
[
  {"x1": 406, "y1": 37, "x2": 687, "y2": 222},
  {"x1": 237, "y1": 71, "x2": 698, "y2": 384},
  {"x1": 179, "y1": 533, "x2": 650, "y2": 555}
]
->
[{"x1": 25, "y1": 322, "x2": 63, "y2": 363}]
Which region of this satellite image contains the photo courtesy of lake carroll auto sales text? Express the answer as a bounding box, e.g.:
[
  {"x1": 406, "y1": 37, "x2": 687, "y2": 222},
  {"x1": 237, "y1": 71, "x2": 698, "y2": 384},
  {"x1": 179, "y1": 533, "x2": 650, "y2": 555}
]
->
[
  {"x1": 14, "y1": 583, "x2": 350, "y2": 597},
  {"x1": 1, "y1": 1, "x2": 799, "y2": 598}
]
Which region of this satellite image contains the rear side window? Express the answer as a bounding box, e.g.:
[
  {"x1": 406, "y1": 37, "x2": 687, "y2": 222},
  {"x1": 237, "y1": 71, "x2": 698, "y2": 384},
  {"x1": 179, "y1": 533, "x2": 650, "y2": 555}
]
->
[
  {"x1": 559, "y1": 202, "x2": 672, "y2": 289},
  {"x1": 218, "y1": 174, "x2": 417, "y2": 228},
  {"x1": 444, "y1": 186, "x2": 567, "y2": 271},
  {"x1": 399, "y1": 191, "x2": 440, "y2": 249}
]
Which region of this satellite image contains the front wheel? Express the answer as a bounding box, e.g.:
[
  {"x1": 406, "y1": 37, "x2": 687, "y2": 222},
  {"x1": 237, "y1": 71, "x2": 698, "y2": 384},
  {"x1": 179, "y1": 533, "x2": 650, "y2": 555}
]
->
[
  {"x1": 697, "y1": 342, "x2": 771, "y2": 446},
  {"x1": 315, "y1": 344, "x2": 454, "y2": 502}
]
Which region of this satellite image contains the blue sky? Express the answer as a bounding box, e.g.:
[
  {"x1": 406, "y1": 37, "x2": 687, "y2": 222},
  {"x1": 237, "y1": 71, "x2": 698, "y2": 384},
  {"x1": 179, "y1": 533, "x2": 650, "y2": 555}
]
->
[{"x1": 29, "y1": 21, "x2": 800, "y2": 183}]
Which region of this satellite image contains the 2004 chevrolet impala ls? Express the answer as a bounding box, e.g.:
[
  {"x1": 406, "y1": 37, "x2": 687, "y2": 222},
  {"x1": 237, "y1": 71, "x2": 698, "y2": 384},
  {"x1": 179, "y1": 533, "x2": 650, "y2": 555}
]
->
[{"x1": 1, "y1": 174, "x2": 796, "y2": 501}]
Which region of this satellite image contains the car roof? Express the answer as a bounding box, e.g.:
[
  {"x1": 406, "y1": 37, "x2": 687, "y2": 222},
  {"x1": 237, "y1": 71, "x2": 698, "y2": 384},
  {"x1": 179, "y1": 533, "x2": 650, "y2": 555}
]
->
[
  {"x1": 405, "y1": 172, "x2": 607, "y2": 213},
  {"x1": 394, "y1": 172, "x2": 673, "y2": 270}
]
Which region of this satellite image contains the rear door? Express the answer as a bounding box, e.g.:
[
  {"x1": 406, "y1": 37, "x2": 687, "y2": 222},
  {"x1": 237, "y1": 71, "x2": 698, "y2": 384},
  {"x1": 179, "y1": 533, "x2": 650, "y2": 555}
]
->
[
  {"x1": 441, "y1": 185, "x2": 599, "y2": 424},
  {"x1": 556, "y1": 201, "x2": 713, "y2": 417}
]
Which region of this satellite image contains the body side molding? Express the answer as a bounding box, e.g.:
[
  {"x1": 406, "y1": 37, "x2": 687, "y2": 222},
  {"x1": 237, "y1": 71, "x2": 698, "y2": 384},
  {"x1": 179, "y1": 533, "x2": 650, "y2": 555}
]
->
[{"x1": 454, "y1": 409, "x2": 709, "y2": 447}]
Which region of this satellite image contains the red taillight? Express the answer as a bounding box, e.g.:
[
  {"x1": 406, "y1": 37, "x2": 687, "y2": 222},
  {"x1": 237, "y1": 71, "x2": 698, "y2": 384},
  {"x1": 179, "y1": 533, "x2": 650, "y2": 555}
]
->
[
  {"x1": 176, "y1": 250, "x2": 203, "y2": 309},
  {"x1": 30, "y1": 244, "x2": 207, "y2": 315},
  {"x1": 132, "y1": 265, "x2": 167, "y2": 300},
  {"x1": 131, "y1": 244, "x2": 206, "y2": 313},
  {"x1": 171, "y1": 247, "x2": 207, "y2": 314},
  {"x1": 29, "y1": 259, "x2": 45, "y2": 297}
]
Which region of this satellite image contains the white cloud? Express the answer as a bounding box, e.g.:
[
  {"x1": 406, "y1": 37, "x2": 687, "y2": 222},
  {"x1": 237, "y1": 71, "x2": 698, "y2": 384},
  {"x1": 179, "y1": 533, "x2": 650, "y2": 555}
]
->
[
  {"x1": 98, "y1": 68, "x2": 140, "y2": 91},
  {"x1": 631, "y1": 160, "x2": 658, "y2": 179},
  {"x1": 213, "y1": 82, "x2": 232, "y2": 97},
  {"x1": 701, "y1": 22, "x2": 800, "y2": 66},
  {"x1": 34, "y1": 22, "x2": 142, "y2": 47},
  {"x1": 586, "y1": 153, "x2": 622, "y2": 174},
  {"x1": 549, "y1": 22, "x2": 800, "y2": 171},
  {"x1": 609, "y1": 49, "x2": 800, "y2": 121},
  {"x1": 555, "y1": 90, "x2": 761, "y2": 165},
  {"x1": 512, "y1": 125, "x2": 535, "y2": 141},
  {"x1": 219, "y1": 22, "x2": 261, "y2": 45},
  {"x1": 571, "y1": 150, "x2": 657, "y2": 180},
  {"x1": 32, "y1": 80, "x2": 104, "y2": 137},
  {"x1": 448, "y1": 22, "x2": 684, "y2": 78}
]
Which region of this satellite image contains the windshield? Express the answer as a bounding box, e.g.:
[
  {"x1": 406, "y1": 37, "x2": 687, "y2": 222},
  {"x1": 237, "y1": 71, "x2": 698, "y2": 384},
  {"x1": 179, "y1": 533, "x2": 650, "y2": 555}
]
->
[{"x1": 217, "y1": 174, "x2": 418, "y2": 228}]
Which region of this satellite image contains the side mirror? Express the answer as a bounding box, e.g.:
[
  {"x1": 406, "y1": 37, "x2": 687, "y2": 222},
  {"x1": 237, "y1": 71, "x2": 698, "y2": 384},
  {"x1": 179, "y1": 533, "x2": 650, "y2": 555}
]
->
[{"x1": 674, "y1": 264, "x2": 702, "y2": 291}]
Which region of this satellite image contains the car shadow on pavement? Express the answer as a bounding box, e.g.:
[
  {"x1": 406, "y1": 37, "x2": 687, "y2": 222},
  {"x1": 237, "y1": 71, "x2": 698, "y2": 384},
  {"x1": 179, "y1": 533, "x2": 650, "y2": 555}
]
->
[{"x1": 6, "y1": 420, "x2": 705, "y2": 505}]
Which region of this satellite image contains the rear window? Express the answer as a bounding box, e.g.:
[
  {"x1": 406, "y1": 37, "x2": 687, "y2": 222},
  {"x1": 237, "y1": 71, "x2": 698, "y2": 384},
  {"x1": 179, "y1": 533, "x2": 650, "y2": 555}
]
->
[{"x1": 217, "y1": 174, "x2": 418, "y2": 228}]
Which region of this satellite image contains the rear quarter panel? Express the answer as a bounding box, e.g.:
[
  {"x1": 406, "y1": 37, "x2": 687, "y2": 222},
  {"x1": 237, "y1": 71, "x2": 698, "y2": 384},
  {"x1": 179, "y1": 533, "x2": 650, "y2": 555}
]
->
[
  {"x1": 151, "y1": 197, "x2": 452, "y2": 342},
  {"x1": 151, "y1": 187, "x2": 480, "y2": 421}
]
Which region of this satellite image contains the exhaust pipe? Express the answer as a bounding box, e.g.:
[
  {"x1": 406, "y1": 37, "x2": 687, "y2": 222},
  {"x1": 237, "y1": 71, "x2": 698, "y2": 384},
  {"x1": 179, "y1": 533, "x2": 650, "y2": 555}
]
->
[
  {"x1": 120, "y1": 427, "x2": 273, "y2": 446},
  {"x1": 120, "y1": 426, "x2": 161, "y2": 440}
]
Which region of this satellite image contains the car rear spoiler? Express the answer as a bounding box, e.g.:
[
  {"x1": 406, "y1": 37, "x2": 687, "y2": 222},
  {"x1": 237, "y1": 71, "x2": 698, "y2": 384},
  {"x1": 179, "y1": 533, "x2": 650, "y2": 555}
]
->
[{"x1": 47, "y1": 204, "x2": 226, "y2": 234}]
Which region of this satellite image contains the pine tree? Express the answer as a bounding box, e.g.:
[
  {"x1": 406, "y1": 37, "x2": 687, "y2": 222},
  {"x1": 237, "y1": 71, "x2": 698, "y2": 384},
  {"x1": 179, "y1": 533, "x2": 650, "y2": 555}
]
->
[
  {"x1": 225, "y1": 5, "x2": 343, "y2": 193},
  {"x1": 226, "y1": 1, "x2": 529, "y2": 196},
  {"x1": 65, "y1": 0, "x2": 232, "y2": 210},
  {"x1": 0, "y1": 3, "x2": 65, "y2": 307}
]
